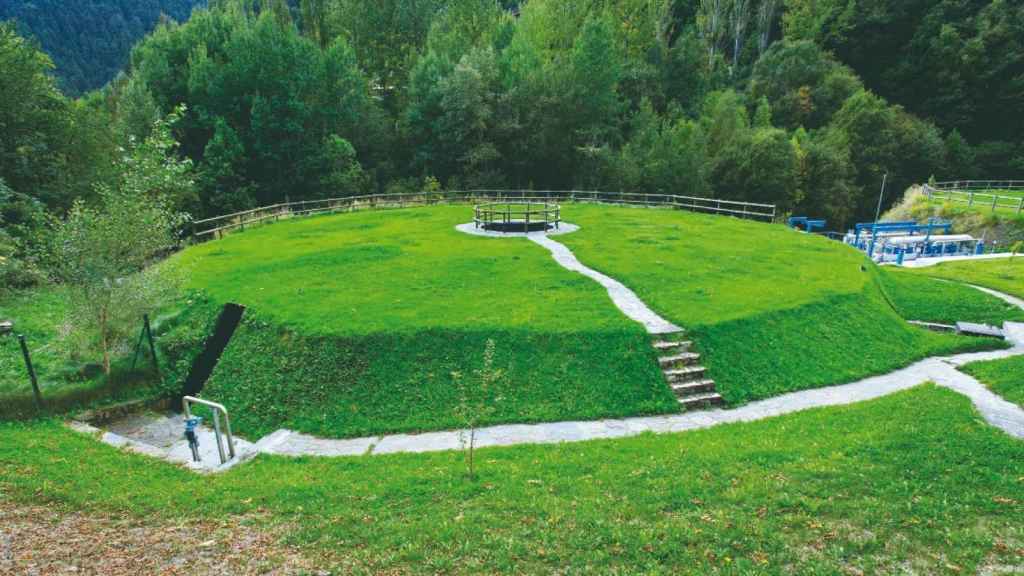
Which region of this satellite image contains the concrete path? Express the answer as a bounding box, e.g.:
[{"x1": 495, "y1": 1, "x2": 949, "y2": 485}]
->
[
  {"x1": 528, "y1": 234, "x2": 682, "y2": 334},
  {"x1": 252, "y1": 346, "x2": 1024, "y2": 460}
]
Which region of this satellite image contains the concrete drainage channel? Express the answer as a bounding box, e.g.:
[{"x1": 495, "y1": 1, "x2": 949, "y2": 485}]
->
[{"x1": 70, "y1": 399, "x2": 259, "y2": 474}]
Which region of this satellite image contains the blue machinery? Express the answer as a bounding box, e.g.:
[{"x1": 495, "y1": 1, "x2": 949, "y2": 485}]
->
[
  {"x1": 787, "y1": 217, "x2": 827, "y2": 233},
  {"x1": 850, "y1": 219, "x2": 953, "y2": 257}
]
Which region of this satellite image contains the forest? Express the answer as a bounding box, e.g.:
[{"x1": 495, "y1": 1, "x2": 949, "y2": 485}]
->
[
  {"x1": 1, "y1": 0, "x2": 1022, "y2": 292},
  {"x1": 0, "y1": 0, "x2": 205, "y2": 94}
]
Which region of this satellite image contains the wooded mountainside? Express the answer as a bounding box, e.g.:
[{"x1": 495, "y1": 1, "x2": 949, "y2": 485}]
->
[
  {"x1": 0, "y1": 0, "x2": 205, "y2": 94},
  {"x1": 1, "y1": 0, "x2": 1022, "y2": 291}
]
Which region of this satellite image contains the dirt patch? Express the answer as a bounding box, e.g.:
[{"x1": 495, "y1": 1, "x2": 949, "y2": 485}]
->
[{"x1": 0, "y1": 499, "x2": 326, "y2": 575}]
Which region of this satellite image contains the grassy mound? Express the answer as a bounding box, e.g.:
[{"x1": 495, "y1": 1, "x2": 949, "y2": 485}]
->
[
  {"x1": 877, "y1": 268, "x2": 1024, "y2": 326},
  {"x1": 962, "y1": 355, "x2": 1024, "y2": 408},
  {"x1": 167, "y1": 206, "x2": 676, "y2": 438},
  {"x1": 909, "y1": 258, "x2": 1024, "y2": 300},
  {"x1": 3, "y1": 386, "x2": 1023, "y2": 573},
  {"x1": 165, "y1": 297, "x2": 670, "y2": 439},
  {"x1": 558, "y1": 205, "x2": 997, "y2": 404}
]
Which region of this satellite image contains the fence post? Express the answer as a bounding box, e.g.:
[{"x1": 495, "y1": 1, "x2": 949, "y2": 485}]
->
[
  {"x1": 1018, "y1": 197, "x2": 1023, "y2": 215},
  {"x1": 18, "y1": 335, "x2": 43, "y2": 411}
]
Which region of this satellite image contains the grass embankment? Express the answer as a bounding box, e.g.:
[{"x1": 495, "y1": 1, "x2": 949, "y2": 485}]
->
[
  {"x1": 910, "y1": 258, "x2": 1024, "y2": 300},
  {"x1": 168, "y1": 207, "x2": 674, "y2": 439},
  {"x1": 0, "y1": 289, "x2": 159, "y2": 418},
  {"x1": 559, "y1": 206, "x2": 998, "y2": 404},
  {"x1": 963, "y1": 355, "x2": 1024, "y2": 408},
  {"x1": 2, "y1": 386, "x2": 1022, "y2": 574},
  {"x1": 878, "y1": 268, "x2": 1024, "y2": 326}
]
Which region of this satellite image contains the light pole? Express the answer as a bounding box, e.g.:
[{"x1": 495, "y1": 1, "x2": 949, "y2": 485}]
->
[{"x1": 868, "y1": 173, "x2": 888, "y2": 258}]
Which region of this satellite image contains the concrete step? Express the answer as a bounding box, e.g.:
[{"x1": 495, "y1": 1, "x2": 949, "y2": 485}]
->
[
  {"x1": 653, "y1": 340, "x2": 692, "y2": 351},
  {"x1": 670, "y1": 379, "x2": 716, "y2": 397},
  {"x1": 658, "y1": 352, "x2": 700, "y2": 367},
  {"x1": 663, "y1": 365, "x2": 706, "y2": 381},
  {"x1": 678, "y1": 392, "x2": 724, "y2": 409}
]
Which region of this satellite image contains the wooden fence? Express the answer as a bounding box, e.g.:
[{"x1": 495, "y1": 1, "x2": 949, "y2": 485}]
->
[
  {"x1": 923, "y1": 181, "x2": 1024, "y2": 215},
  {"x1": 190, "y1": 190, "x2": 778, "y2": 240}
]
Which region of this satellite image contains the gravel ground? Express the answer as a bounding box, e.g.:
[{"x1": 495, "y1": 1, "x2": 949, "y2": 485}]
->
[{"x1": 0, "y1": 499, "x2": 326, "y2": 575}]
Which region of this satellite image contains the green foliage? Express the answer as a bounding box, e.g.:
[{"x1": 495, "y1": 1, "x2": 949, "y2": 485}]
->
[
  {"x1": 786, "y1": 0, "x2": 1024, "y2": 176},
  {"x1": 829, "y1": 90, "x2": 944, "y2": 222},
  {"x1": 0, "y1": 1, "x2": 202, "y2": 94},
  {"x1": 129, "y1": 8, "x2": 374, "y2": 216},
  {"x1": 614, "y1": 101, "x2": 710, "y2": 196},
  {"x1": 0, "y1": 22, "x2": 114, "y2": 212},
  {"x1": 3, "y1": 386, "x2": 1024, "y2": 573},
  {"x1": 49, "y1": 146, "x2": 189, "y2": 374},
  {"x1": 0, "y1": 179, "x2": 51, "y2": 291},
  {"x1": 749, "y1": 40, "x2": 862, "y2": 130}
]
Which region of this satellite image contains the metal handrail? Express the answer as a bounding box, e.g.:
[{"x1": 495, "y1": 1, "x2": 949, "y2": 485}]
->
[{"x1": 182, "y1": 395, "x2": 236, "y2": 465}]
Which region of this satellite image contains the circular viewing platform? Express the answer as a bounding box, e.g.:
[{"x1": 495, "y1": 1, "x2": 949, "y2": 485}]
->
[{"x1": 474, "y1": 201, "x2": 560, "y2": 233}]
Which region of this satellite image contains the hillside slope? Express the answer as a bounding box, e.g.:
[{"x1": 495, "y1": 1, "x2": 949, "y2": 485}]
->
[{"x1": 0, "y1": 0, "x2": 203, "y2": 94}]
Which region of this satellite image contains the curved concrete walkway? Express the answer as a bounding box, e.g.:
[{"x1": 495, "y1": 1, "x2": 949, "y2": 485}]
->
[
  {"x1": 70, "y1": 270, "x2": 1024, "y2": 469},
  {"x1": 254, "y1": 282, "x2": 1024, "y2": 459},
  {"x1": 527, "y1": 234, "x2": 682, "y2": 334},
  {"x1": 254, "y1": 346, "x2": 1024, "y2": 458}
]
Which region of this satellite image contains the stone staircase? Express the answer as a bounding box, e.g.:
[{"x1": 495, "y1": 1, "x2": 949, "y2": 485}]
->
[{"x1": 654, "y1": 335, "x2": 724, "y2": 409}]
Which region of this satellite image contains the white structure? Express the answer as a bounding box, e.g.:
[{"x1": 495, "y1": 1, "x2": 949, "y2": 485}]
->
[{"x1": 875, "y1": 234, "x2": 981, "y2": 263}]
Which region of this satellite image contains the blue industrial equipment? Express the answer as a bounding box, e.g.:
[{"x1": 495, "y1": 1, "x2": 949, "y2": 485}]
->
[
  {"x1": 852, "y1": 219, "x2": 954, "y2": 256},
  {"x1": 787, "y1": 217, "x2": 827, "y2": 233}
]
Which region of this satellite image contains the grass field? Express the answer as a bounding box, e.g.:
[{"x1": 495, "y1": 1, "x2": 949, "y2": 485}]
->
[
  {"x1": 2, "y1": 386, "x2": 1022, "y2": 574},
  {"x1": 878, "y1": 268, "x2": 1024, "y2": 325},
  {"x1": 963, "y1": 355, "x2": 1024, "y2": 408},
  {"x1": 3, "y1": 205, "x2": 1002, "y2": 435},
  {"x1": 0, "y1": 288, "x2": 66, "y2": 397},
  {"x1": 0, "y1": 288, "x2": 163, "y2": 418},
  {"x1": 168, "y1": 206, "x2": 676, "y2": 438},
  {"x1": 910, "y1": 258, "x2": 1024, "y2": 300},
  {"x1": 557, "y1": 206, "x2": 996, "y2": 404}
]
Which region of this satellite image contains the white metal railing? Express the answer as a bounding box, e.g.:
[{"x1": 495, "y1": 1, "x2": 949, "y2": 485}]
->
[
  {"x1": 182, "y1": 395, "x2": 236, "y2": 465},
  {"x1": 923, "y1": 183, "x2": 1024, "y2": 215},
  {"x1": 190, "y1": 190, "x2": 778, "y2": 240}
]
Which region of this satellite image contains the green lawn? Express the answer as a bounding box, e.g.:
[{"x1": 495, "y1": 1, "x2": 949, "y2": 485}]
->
[
  {"x1": 558, "y1": 205, "x2": 995, "y2": 404},
  {"x1": 168, "y1": 206, "x2": 676, "y2": 438},
  {"x1": 4, "y1": 205, "x2": 1000, "y2": 434},
  {"x1": 878, "y1": 268, "x2": 1024, "y2": 326},
  {"x1": 2, "y1": 386, "x2": 1022, "y2": 574},
  {"x1": 962, "y1": 355, "x2": 1024, "y2": 408},
  {"x1": 0, "y1": 287, "x2": 66, "y2": 397},
  {"x1": 0, "y1": 288, "x2": 163, "y2": 418},
  {"x1": 910, "y1": 258, "x2": 1024, "y2": 300}
]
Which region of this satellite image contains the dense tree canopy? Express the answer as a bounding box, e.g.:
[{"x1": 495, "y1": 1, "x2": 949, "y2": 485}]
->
[
  {"x1": 0, "y1": 0, "x2": 204, "y2": 94},
  {"x1": 1, "y1": 0, "x2": 1021, "y2": 258}
]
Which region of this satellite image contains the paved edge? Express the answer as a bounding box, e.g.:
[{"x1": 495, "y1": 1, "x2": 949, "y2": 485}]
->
[{"x1": 527, "y1": 234, "x2": 682, "y2": 334}]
